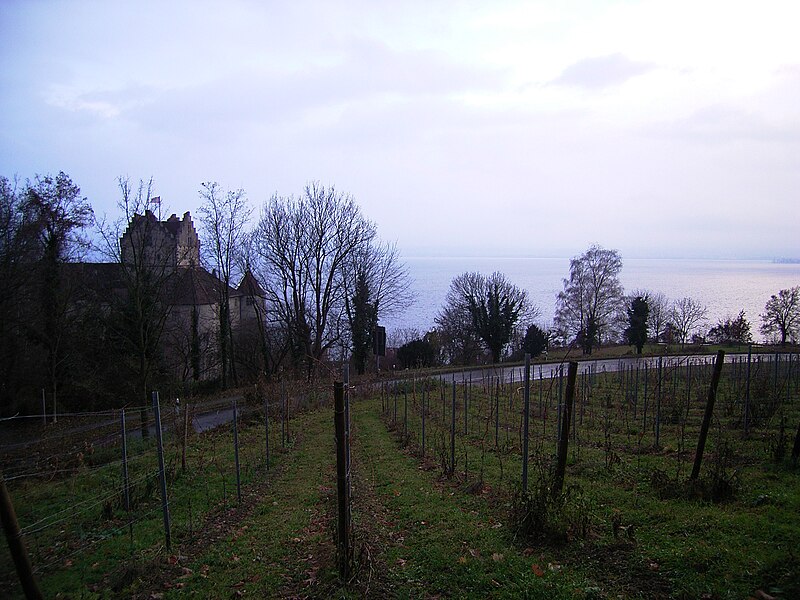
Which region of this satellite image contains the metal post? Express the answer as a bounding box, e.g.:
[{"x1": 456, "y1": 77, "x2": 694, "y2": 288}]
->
[
  {"x1": 151, "y1": 392, "x2": 171, "y2": 550},
  {"x1": 464, "y1": 377, "x2": 468, "y2": 436},
  {"x1": 450, "y1": 378, "x2": 456, "y2": 476},
  {"x1": 333, "y1": 382, "x2": 351, "y2": 580},
  {"x1": 403, "y1": 387, "x2": 408, "y2": 438},
  {"x1": 343, "y1": 364, "x2": 351, "y2": 472},
  {"x1": 121, "y1": 410, "x2": 130, "y2": 509},
  {"x1": 281, "y1": 381, "x2": 286, "y2": 447},
  {"x1": 181, "y1": 402, "x2": 189, "y2": 473},
  {"x1": 121, "y1": 409, "x2": 132, "y2": 543},
  {"x1": 522, "y1": 353, "x2": 531, "y2": 492},
  {"x1": 233, "y1": 400, "x2": 242, "y2": 504},
  {"x1": 745, "y1": 344, "x2": 752, "y2": 434},
  {"x1": 41, "y1": 389, "x2": 46, "y2": 426},
  {"x1": 264, "y1": 392, "x2": 270, "y2": 473},
  {"x1": 643, "y1": 362, "x2": 649, "y2": 431},
  {"x1": 656, "y1": 357, "x2": 663, "y2": 447},
  {"x1": 421, "y1": 383, "x2": 426, "y2": 456},
  {"x1": 494, "y1": 378, "x2": 500, "y2": 448}
]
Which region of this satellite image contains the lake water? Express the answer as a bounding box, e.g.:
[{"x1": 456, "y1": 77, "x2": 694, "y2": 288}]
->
[{"x1": 383, "y1": 257, "x2": 800, "y2": 343}]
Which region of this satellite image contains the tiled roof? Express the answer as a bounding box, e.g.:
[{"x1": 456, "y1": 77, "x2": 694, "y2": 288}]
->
[{"x1": 235, "y1": 270, "x2": 266, "y2": 297}]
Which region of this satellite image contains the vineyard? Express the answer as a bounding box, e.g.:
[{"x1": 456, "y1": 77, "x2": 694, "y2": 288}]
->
[{"x1": 1, "y1": 351, "x2": 799, "y2": 598}]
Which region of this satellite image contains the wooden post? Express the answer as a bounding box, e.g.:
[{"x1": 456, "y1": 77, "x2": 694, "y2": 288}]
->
[
  {"x1": 691, "y1": 350, "x2": 725, "y2": 480},
  {"x1": 0, "y1": 473, "x2": 43, "y2": 599},
  {"x1": 553, "y1": 362, "x2": 578, "y2": 497},
  {"x1": 333, "y1": 382, "x2": 351, "y2": 580}
]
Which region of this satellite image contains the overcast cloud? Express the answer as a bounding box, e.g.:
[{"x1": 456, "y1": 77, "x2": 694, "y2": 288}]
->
[{"x1": 1, "y1": 0, "x2": 799, "y2": 260}]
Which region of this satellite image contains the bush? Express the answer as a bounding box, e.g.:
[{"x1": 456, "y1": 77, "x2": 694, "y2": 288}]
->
[{"x1": 397, "y1": 338, "x2": 436, "y2": 369}]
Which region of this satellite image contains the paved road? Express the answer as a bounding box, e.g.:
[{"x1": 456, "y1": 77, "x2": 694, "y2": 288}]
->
[
  {"x1": 3, "y1": 351, "x2": 791, "y2": 456},
  {"x1": 412, "y1": 351, "x2": 788, "y2": 386}
]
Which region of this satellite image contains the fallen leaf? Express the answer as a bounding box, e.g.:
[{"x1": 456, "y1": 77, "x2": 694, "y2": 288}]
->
[
  {"x1": 492, "y1": 553, "x2": 504, "y2": 562},
  {"x1": 532, "y1": 564, "x2": 544, "y2": 577},
  {"x1": 458, "y1": 556, "x2": 468, "y2": 564},
  {"x1": 649, "y1": 562, "x2": 659, "y2": 571},
  {"x1": 167, "y1": 555, "x2": 178, "y2": 565},
  {"x1": 548, "y1": 562, "x2": 562, "y2": 573}
]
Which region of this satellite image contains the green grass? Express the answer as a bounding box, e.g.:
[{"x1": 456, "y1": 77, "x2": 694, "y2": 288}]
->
[{"x1": 2, "y1": 361, "x2": 799, "y2": 598}]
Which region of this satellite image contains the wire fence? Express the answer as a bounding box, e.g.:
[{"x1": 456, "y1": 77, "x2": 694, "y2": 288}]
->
[
  {"x1": 377, "y1": 351, "x2": 800, "y2": 489},
  {"x1": 0, "y1": 377, "x2": 336, "y2": 597}
]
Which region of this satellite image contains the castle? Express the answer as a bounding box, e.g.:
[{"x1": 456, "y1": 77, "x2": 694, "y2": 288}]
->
[{"x1": 81, "y1": 210, "x2": 265, "y2": 381}]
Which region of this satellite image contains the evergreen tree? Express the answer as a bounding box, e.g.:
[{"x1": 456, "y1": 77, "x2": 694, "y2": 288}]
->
[
  {"x1": 521, "y1": 324, "x2": 549, "y2": 357},
  {"x1": 624, "y1": 295, "x2": 649, "y2": 354}
]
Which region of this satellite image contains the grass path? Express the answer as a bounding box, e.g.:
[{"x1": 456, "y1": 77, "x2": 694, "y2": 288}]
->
[
  {"x1": 78, "y1": 392, "x2": 796, "y2": 599},
  {"x1": 351, "y1": 399, "x2": 579, "y2": 599},
  {"x1": 148, "y1": 405, "x2": 345, "y2": 598}
]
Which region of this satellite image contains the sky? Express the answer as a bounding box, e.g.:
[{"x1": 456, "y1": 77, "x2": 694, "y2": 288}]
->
[{"x1": 1, "y1": 0, "x2": 799, "y2": 260}]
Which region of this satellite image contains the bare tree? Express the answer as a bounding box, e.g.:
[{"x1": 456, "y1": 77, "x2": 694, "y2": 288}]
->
[
  {"x1": 644, "y1": 290, "x2": 670, "y2": 343},
  {"x1": 95, "y1": 177, "x2": 180, "y2": 434},
  {"x1": 435, "y1": 271, "x2": 536, "y2": 364},
  {"x1": 341, "y1": 240, "x2": 413, "y2": 374},
  {"x1": 198, "y1": 182, "x2": 252, "y2": 388},
  {"x1": 554, "y1": 244, "x2": 624, "y2": 354},
  {"x1": 760, "y1": 286, "x2": 800, "y2": 345},
  {"x1": 669, "y1": 297, "x2": 708, "y2": 346},
  {"x1": 253, "y1": 182, "x2": 376, "y2": 379},
  {"x1": 238, "y1": 234, "x2": 290, "y2": 378}
]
